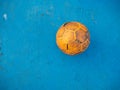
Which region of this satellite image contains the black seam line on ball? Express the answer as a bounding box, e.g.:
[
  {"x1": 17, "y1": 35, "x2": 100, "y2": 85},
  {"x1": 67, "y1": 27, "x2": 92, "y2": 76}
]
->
[
  {"x1": 67, "y1": 44, "x2": 69, "y2": 50},
  {"x1": 63, "y1": 22, "x2": 71, "y2": 27}
]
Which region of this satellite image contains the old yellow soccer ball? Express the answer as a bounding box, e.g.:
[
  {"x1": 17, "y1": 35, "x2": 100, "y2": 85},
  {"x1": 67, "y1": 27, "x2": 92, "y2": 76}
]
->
[{"x1": 56, "y1": 22, "x2": 90, "y2": 55}]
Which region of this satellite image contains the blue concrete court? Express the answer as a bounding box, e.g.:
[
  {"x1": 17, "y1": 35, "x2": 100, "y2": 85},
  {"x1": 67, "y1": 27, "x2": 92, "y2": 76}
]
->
[{"x1": 0, "y1": 0, "x2": 120, "y2": 90}]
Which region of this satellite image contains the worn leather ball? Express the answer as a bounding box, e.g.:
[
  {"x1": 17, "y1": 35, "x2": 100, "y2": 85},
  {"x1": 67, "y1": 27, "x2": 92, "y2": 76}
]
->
[{"x1": 56, "y1": 22, "x2": 90, "y2": 55}]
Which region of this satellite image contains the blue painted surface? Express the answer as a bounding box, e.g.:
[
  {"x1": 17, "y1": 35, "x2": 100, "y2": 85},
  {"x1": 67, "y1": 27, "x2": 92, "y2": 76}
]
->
[{"x1": 0, "y1": 0, "x2": 120, "y2": 90}]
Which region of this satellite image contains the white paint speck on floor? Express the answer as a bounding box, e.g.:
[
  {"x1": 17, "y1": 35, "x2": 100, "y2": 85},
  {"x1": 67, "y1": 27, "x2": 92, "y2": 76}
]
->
[{"x1": 3, "y1": 13, "x2": 8, "y2": 20}]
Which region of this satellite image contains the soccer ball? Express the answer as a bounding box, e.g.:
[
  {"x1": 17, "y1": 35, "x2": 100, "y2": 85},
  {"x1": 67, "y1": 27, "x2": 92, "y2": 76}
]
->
[{"x1": 56, "y1": 22, "x2": 90, "y2": 55}]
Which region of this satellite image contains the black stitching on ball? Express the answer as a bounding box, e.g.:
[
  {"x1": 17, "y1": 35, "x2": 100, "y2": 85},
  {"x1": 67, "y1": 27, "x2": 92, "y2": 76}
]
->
[
  {"x1": 66, "y1": 44, "x2": 69, "y2": 50},
  {"x1": 63, "y1": 22, "x2": 71, "y2": 27}
]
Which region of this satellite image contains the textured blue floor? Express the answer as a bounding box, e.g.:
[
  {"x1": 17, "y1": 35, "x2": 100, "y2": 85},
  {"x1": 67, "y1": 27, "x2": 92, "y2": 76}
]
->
[{"x1": 0, "y1": 0, "x2": 120, "y2": 90}]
